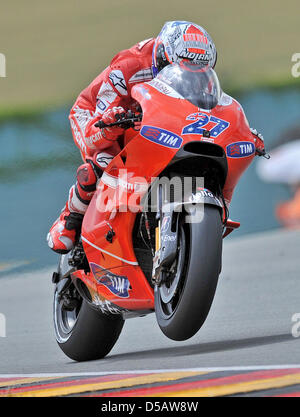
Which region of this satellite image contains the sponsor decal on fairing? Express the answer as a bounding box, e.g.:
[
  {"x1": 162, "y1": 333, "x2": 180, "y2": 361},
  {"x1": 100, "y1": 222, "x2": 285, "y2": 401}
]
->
[
  {"x1": 148, "y1": 79, "x2": 183, "y2": 99},
  {"x1": 140, "y1": 126, "x2": 183, "y2": 149},
  {"x1": 226, "y1": 141, "x2": 255, "y2": 158},
  {"x1": 90, "y1": 263, "x2": 131, "y2": 298}
]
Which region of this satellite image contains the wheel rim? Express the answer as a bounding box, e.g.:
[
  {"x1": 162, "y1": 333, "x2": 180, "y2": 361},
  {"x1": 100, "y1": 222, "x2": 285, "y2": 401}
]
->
[
  {"x1": 155, "y1": 226, "x2": 187, "y2": 318},
  {"x1": 53, "y1": 288, "x2": 81, "y2": 343}
]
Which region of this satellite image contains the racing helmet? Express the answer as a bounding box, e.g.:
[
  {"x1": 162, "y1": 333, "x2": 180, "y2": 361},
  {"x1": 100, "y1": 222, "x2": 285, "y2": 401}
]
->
[{"x1": 152, "y1": 21, "x2": 217, "y2": 77}]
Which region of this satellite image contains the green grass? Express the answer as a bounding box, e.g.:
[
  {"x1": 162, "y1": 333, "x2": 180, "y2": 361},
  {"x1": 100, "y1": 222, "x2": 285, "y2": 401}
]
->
[{"x1": 0, "y1": 0, "x2": 299, "y2": 116}]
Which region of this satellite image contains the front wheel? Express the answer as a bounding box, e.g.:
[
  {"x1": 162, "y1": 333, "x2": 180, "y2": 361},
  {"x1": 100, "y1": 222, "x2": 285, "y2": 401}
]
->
[
  {"x1": 53, "y1": 283, "x2": 124, "y2": 361},
  {"x1": 155, "y1": 205, "x2": 223, "y2": 341}
]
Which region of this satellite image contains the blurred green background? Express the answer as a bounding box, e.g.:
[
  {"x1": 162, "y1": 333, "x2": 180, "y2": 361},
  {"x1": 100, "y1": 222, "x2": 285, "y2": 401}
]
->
[
  {"x1": 0, "y1": 0, "x2": 300, "y2": 274},
  {"x1": 0, "y1": 0, "x2": 299, "y2": 114}
]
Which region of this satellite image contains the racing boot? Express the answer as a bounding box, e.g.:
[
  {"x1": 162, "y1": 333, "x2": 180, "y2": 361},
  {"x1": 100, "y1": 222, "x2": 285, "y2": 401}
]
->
[
  {"x1": 47, "y1": 201, "x2": 83, "y2": 254},
  {"x1": 47, "y1": 162, "x2": 98, "y2": 253}
]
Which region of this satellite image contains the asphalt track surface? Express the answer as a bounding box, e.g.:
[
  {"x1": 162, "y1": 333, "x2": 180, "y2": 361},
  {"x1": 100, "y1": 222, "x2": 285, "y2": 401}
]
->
[{"x1": 1, "y1": 228, "x2": 300, "y2": 375}]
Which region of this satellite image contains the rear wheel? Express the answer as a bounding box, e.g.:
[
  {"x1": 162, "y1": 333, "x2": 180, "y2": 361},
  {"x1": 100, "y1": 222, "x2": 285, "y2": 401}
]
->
[
  {"x1": 53, "y1": 281, "x2": 124, "y2": 362},
  {"x1": 155, "y1": 205, "x2": 223, "y2": 341}
]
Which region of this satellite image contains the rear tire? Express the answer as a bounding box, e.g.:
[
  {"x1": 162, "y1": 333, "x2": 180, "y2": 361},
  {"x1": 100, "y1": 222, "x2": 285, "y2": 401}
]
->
[
  {"x1": 53, "y1": 286, "x2": 124, "y2": 362},
  {"x1": 155, "y1": 205, "x2": 223, "y2": 341}
]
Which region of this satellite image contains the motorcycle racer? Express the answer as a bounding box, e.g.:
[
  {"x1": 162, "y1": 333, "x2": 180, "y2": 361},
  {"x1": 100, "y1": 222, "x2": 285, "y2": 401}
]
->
[
  {"x1": 47, "y1": 21, "x2": 218, "y2": 253},
  {"x1": 47, "y1": 20, "x2": 264, "y2": 254}
]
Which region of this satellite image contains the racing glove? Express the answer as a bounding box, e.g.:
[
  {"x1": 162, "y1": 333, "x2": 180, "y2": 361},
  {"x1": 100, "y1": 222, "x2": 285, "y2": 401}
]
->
[{"x1": 100, "y1": 106, "x2": 126, "y2": 141}]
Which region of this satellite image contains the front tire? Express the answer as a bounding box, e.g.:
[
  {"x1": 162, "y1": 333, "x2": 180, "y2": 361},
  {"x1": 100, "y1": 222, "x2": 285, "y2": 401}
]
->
[
  {"x1": 155, "y1": 205, "x2": 223, "y2": 341},
  {"x1": 53, "y1": 285, "x2": 124, "y2": 362}
]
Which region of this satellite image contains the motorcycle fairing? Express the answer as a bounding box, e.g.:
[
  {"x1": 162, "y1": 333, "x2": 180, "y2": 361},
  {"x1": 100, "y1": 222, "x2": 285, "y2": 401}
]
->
[{"x1": 80, "y1": 77, "x2": 255, "y2": 311}]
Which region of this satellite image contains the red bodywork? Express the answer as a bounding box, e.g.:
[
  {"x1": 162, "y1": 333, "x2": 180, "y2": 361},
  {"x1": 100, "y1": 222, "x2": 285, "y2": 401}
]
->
[{"x1": 74, "y1": 81, "x2": 256, "y2": 312}]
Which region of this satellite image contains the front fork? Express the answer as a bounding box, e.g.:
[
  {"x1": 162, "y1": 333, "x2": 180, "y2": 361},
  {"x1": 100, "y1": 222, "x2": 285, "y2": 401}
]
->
[
  {"x1": 152, "y1": 187, "x2": 225, "y2": 286},
  {"x1": 152, "y1": 210, "x2": 180, "y2": 286}
]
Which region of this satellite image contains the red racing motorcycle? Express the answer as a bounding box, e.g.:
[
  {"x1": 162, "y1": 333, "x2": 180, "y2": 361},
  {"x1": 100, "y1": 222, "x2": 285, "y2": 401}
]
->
[{"x1": 52, "y1": 63, "x2": 266, "y2": 361}]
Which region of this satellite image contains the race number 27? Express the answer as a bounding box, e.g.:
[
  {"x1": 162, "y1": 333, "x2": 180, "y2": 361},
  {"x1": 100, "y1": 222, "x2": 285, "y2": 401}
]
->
[{"x1": 182, "y1": 113, "x2": 229, "y2": 138}]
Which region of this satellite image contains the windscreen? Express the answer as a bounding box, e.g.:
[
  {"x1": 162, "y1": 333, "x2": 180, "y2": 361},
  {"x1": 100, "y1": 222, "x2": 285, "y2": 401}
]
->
[{"x1": 155, "y1": 63, "x2": 222, "y2": 110}]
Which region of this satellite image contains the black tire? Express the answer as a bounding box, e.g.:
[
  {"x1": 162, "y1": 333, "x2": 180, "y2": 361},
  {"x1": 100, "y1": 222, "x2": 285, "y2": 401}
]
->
[
  {"x1": 53, "y1": 288, "x2": 124, "y2": 362},
  {"x1": 155, "y1": 204, "x2": 223, "y2": 341}
]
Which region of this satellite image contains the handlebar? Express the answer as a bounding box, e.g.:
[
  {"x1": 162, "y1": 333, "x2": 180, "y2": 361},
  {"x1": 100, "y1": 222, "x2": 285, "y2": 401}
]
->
[
  {"x1": 95, "y1": 111, "x2": 271, "y2": 159},
  {"x1": 94, "y1": 110, "x2": 142, "y2": 130}
]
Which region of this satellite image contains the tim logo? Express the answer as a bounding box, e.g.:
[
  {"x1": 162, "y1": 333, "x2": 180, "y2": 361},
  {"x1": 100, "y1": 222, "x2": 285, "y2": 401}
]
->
[
  {"x1": 90, "y1": 263, "x2": 131, "y2": 298},
  {"x1": 0, "y1": 54, "x2": 6, "y2": 77},
  {"x1": 226, "y1": 141, "x2": 255, "y2": 158},
  {"x1": 0, "y1": 313, "x2": 6, "y2": 337},
  {"x1": 140, "y1": 126, "x2": 183, "y2": 149}
]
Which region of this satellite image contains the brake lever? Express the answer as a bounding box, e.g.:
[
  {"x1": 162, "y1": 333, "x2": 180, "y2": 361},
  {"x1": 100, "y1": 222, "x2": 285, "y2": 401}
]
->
[
  {"x1": 256, "y1": 148, "x2": 271, "y2": 159},
  {"x1": 94, "y1": 111, "x2": 142, "y2": 130}
]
